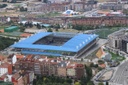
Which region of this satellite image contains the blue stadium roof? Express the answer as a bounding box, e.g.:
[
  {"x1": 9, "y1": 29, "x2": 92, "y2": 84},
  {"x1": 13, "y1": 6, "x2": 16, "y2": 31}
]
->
[
  {"x1": 21, "y1": 51, "x2": 62, "y2": 56},
  {"x1": 11, "y1": 32, "x2": 98, "y2": 52}
]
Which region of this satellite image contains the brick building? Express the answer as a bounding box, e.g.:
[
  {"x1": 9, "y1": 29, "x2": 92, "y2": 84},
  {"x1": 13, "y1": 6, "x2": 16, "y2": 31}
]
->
[
  {"x1": 71, "y1": 17, "x2": 128, "y2": 26},
  {"x1": 67, "y1": 63, "x2": 84, "y2": 79},
  {"x1": 99, "y1": 2, "x2": 123, "y2": 10},
  {"x1": 0, "y1": 62, "x2": 12, "y2": 76},
  {"x1": 14, "y1": 55, "x2": 85, "y2": 79}
]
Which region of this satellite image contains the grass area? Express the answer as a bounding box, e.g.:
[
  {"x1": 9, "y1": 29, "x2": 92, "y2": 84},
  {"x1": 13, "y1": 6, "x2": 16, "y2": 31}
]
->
[
  {"x1": 0, "y1": 31, "x2": 22, "y2": 37},
  {"x1": 0, "y1": 12, "x2": 20, "y2": 16},
  {"x1": 109, "y1": 51, "x2": 125, "y2": 61},
  {"x1": 37, "y1": 12, "x2": 61, "y2": 17},
  {"x1": 95, "y1": 27, "x2": 122, "y2": 39},
  {"x1": 0, "y1": 25, "x2": 9, "y2": 30},
  {"x1": 97, "y1": 0, "x2": 107, "y2": 2},
  {"x1": 57, "y1": 28, "x2": 79, "y2": 33},
  {"x1": 0, "y1": 26, "x2": 5, "y2": 29}
]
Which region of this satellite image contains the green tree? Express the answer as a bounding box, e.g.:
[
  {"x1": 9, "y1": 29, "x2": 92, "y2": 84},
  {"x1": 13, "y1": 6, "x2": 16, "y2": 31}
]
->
[
  {"x1": 90, "y1": 63, "x2": 94, "y2": 67},
  {"x1": 37, "y1": 23, "x2": 41, "y2": 29},
  {"x1": 0, "y1": 37, "x2": 17, "y2": 50},
  {"x1": 43, "y1": 0, "x2": 48, "y2": 3},
  {"x1": 98, "y1": 60, "x2": 105, "y2": 64},
  {"x1": 66, "y1": 78, "x2": 72, "y2": 84},
  {"x1": 19, "y1": 26, "x2": 25, "y2": 32},
  {"x1": 3, "y1": 0, "x2": 7, "y2": 2},
  {"x1": 85, "y1": 66, "x2": 92, "y2": 81},
  {"x1": 90, "y1": 63, "x2": 98, "y2": 68},
  {"x1": 10, "y1": 0, "x2": 17, "y2": 3},
  {"x1": 28, "y1": 23, "x2": 33, "y2": 28},
  {"x1": 87, "y1": 81, "x2": 94, "y2": 85},
  {"x1": 80, "y1": 77, "x2": 88, "y2": 85},
  {"x1": 47, "y1": 28, "x2": 53, "y2": 32},
  {"x1": 98, "y1": 82, "x2": 104, "y2": 85},
  {"x1": 20, "y1": 7, "x2": 27, "y2": 12},
  {"x1": 106, "y1": 82, "x2": 109, "y2": 85},
  {"x1": 74, "y1": 82, "x2": 81, "y2": 85},
  {"x1": 24, "y1": 23, "x2": 29, "y2": 28}
]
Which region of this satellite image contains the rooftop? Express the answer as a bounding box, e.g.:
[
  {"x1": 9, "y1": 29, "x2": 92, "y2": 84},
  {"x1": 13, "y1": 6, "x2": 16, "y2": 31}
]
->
[
  {"x1": 20, "y1": 33, "x2": 31, "y2": 37},
  {"x1": 11, "y1": 32, "x2": 98, "y2": 52},
  {"x1": 0, "y1": 62, "x2": 10, "y2": 68}
]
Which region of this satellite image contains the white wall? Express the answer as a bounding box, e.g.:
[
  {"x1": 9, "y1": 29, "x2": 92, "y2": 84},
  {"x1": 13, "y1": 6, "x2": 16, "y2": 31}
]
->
[
  {"x1": 12, "y1": 55, "x2": 17, "y2": 64},
  {"x1": 0, "y1": 68, "x2": 8, "y2": 76}
]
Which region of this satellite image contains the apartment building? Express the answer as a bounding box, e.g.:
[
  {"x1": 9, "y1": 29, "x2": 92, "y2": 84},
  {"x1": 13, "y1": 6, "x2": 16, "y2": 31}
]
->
[
  {"x1": 99, "y1": 2, "x2": 123, "y2": 11},
  {"x1": 107, "y1": 29, "x2": 128, "y2": 57},
  {"x1": 108, "y1": 29, "x2": 125, "y2": 50},
  {"x1": 0, "y1": 62, "x2": 12, "y2": 76},
  {"x1": 67, "y1": 63, "x2": 84, "y2": 79},
  {"x1": 57, "y1": 61, "x2": 67, "y2": 77},
  {"x1": 12, "y1": 71, "x2": 34, "y2": 85},
  {"x1": 71, "y1": 17, "x2": 128, "y2": 26},
  {"x1": 14, "y1": 55, "x2": 85, "y2": 79}
]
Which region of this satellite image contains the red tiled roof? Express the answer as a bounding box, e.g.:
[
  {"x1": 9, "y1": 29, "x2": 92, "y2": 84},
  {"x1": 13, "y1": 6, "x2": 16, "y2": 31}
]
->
[
  {"x1": 0, "y1": 29, "x2": 4, "y2": 33},
  {"x1": 16, "y1": 54, "x2": 24, "y2": 59},
  {"x1": 0, "y1": 55, "x2": 5, "y2": 61},
  {"x1": 74, "y1": 2, "x2": 85, "y2": 4},
  {"x1": 0, "y1": 62, "x2": 10, "y2": 68},
  {"x1": 12, "y1": 72, "x2": 20, "y2": 80},
  {"x1": 20, "y1": 33, "x2": 31, "y2": 37},
  {"x1": 0, "y1": 73, "x2": 8, "y2": 80},
  {"x1": 62, "y1": 2, "x2": 70, "y2": 5},
  {"x1": 99, "y1": 64, "x2": 106, "y2": 68},
  {"x1": 67, "y1": 63, "x2": 84, "y2": 68},
  {"x1": 26, "y1": 55, "x2": 33, "y2": 60}
]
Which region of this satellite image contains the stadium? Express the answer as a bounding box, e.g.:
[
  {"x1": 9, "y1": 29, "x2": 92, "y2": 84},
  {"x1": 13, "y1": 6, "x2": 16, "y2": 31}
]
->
[{"x1": 11, "y1": 32, "x2": 98, "y2": 57}]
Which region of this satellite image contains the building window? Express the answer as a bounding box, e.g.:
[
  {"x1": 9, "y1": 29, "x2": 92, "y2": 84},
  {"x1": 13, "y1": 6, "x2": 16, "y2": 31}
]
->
[{"x1": 115, "y1": 40, "x2": 117, "y2": 48}]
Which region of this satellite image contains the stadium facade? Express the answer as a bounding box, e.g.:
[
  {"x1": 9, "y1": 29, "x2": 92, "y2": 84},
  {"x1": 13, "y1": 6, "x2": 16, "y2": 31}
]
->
[{"x1": 11, "y1": 32, "x2": 98, "y2": 57}]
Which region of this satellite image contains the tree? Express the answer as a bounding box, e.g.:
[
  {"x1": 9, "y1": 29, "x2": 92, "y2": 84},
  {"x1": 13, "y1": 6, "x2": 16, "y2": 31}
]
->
[
  {"x1": 98, "y1": 82, "x2": 104, "y2": 85},
  {"x1": 10, "y1": 0, "x2": 17, "y2": 3},
  {"x1": 106, "y1": 82, "x2": 109, "y2": 85},
  {"x1": 0, "y1": 37, "x2": 17, "y2": 51},
  {"x1": 80, "y1": 77, "x2": 88, "y2": 85},
  {"x1": 87, "y1": 81, "x2": 94, "y2": 85},
  {"x1": 54, "y1": 24, "x2": 60, "y2": 29},
  {"x1": 74, "y1": 82, "x2": 81, "y2": 85},
  {"x1": 43, "y1": 0, "x2": 48, "y2": 3},
  {"x1": 0, "y1": 4, "x2": 7, "y2": 8},
  {"x1": 37, "y1": 23, "x2": 41, "y2": 29},
  {"x1": 19, "y1": 26, "x2": 25, "y2": 32},
  {"x1": 98, "y1": 67, "x2": 103, "y2": 71},
  {"x1": 24, "y1": 22, "x2": 29, "y2": 28},
  {"x1": 28, "y1": 23, "x2": 33, "y2": 28},
  {"x1": 90, "y1": 63, "x2": 94, "y2": 67},
  {"x1": 85, "y1": 66, "x2": 92, "y2": 81},
  {"x1": 90, "y1": 63, "x2": 98, "y2": 68},
  {"x1": 66, "y1": 78, "x2": 72, "y2": 84},
  {"x1": 47, "y1": 28, "x2": 53, "y2": 32},
  {"x1": 3, "y1": 0, "x2": 7, "y2": 2},
  {"x1": 98, "y1": 60, "x2": 105, "y2": 64},
  {"x1": 20, "y1": 7, "x2": 27, "y2": 12}
]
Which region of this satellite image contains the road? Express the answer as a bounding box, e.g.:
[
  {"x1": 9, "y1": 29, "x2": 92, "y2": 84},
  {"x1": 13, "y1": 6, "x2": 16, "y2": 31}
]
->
[
  {"x1": 82, "y1": 9, "x2": 98, "y2": 17},
  {"x1": 79, "y1": 39, "x2": 108, "y2": 58}
]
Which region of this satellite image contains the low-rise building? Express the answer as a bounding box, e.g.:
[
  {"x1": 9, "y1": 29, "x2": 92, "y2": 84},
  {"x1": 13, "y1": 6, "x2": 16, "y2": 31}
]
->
[
  {"x1": 0, "y1": 62, "x2": 12, "y2": 76},
  {"x1": 99, "y1": 2, "x2": 123, "y2": 11},
  {"x1": 57, "y1": 61, "x2": 67, "y2": 77},
  {"x1": 67, "y1": 63, "x2": 84, "y2": 79}
]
